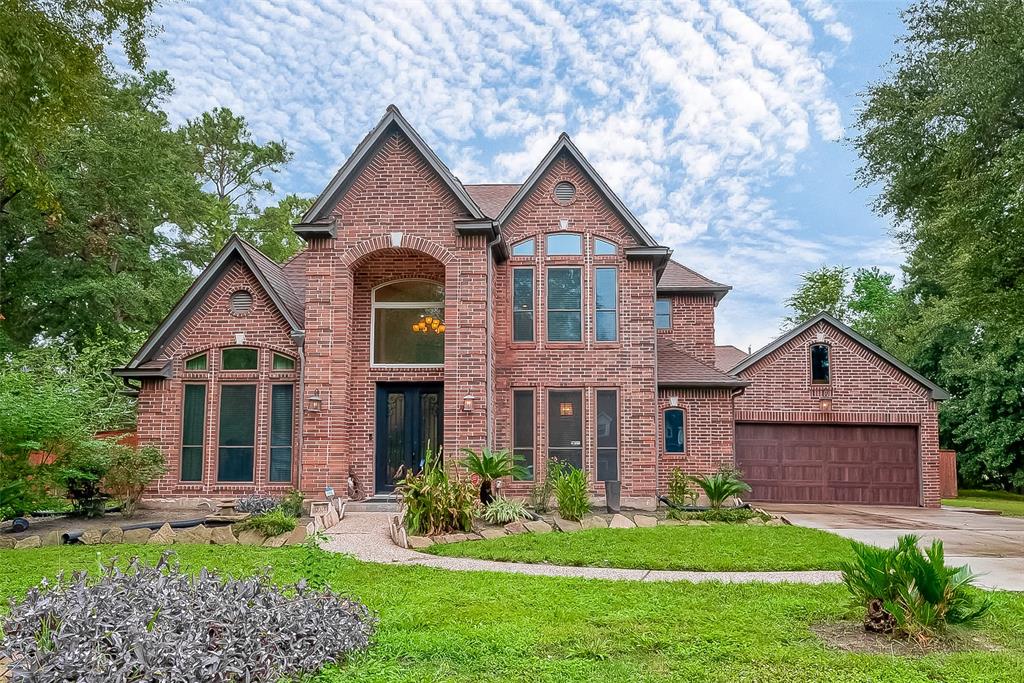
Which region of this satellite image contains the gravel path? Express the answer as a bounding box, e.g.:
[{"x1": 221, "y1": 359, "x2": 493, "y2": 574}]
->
[{"x1": 320, "y1": 512, "x2": 843, "y2": 585}]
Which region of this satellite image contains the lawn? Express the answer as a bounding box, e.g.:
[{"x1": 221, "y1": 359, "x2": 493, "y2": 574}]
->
[
  {"x1": 944, "y1": 489, "x2": 1024, "y2": 518},
  {"x1": 427, "y1": 524, "x2": 856, "y2": 571},
  {"x1": 3, "y1": 546, "x2": 1022, "y2": 682}
]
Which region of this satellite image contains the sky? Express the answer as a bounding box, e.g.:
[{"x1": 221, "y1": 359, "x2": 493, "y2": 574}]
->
[{"x1": 131, "y1": 0, "x2": 912, "y2": 351}]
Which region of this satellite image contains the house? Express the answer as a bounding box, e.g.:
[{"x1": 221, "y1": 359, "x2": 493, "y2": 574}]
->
[{"x1": 114, "y1": 106, "x2": 947, "y2": 508}]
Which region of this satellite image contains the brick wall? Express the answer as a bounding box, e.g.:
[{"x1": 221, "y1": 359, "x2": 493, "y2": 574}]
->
[
  {"x1": 733, "y1": 320, "x2": 942, "y2": 507},
  {"x1": 656, "y1": 387, "x2": 736, "y2": 492},
  {"x1": 657, "y1": 294, "x2": 716, "y2": 366}
]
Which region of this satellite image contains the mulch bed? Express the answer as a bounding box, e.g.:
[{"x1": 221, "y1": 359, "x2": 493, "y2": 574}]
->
[{"x1": 811, "y1": 621, "x2": 1001, "y2": 655}]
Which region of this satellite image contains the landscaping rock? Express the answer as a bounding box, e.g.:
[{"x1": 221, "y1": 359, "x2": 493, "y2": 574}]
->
[
  {"x1": 100, "y1": 528, "x2": 124, "y2": 544},
  {"x1": 123, "y1": 528, "x2": 153, "y2": 544},
  {"x1": 175, "y1": 525, "x2": 212, "y2": 544},
  {"x1": 407, "y1": 535, "x2": 433, "y2": 549},
  {"x1": 148, "y1": 523, "x2": 176, "y2": 545},
  {"x1": 504, "y1": 521, "x2": 529, "y2": 535},
  {"x1": 237, "y1": 529, "x2": 266, "y2": 546},
  {"x1": 633, "y1": 515, "x2": 658, "y2": 528},
  {"x1": 80, "y1": 529, "x2": 103, "y2": 545},
  {"x1": 553, "y1": 516, "x2": 582, "y2": 533},
  {"x1": 746, "y1": 517, "x2": 765, "y2": 525},
  {"x1": 766, "y1": 519, "x2": 786, "y2": 527},
  {"x1": 0, "y1": 536, "x2": 16, "y2": 549},
  {"x1": 284, "y1": 526, "x2": 308, "y2": 545},
  {"x1": 263, "y1": 533, "x2": 289, "y2": 548},
  {"x1": 210, "y1": 526, "x2": 237, "y2": 545},
  {"x1": 686, "y1": 520, "x2": 709, "y2": 526},
  {"x1": 436, "y1": 532, "x2": 478, "y2": 544},
  {"x1": 608, "y1": 514, "x2": 635, "y2": 529},
  {"x1": 581, "y1": 516, "x2": 608, "y2": 530},
  {"x1": 15, "y1": 535, "x2": 41, "y2": 549},
  {"x1": 479, "y1": 528, "x2": 506, "y2": 540},
  {"x1": 41, "y1": 530, "x2": 63, "y2": 546},
  {"x1": 658, "y1": 519, "x2": 684, "y2": 526},
  {"x1": 523, "y1": 520, "x2": 553, "y2": 534}
]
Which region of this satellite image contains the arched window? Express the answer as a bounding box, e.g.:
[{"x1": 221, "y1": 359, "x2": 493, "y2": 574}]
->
[
  {"x1": 594, "y1": 237, "x2": 616, "y2": 255},
  {"x1": 664, "y1": 409, "x2": 685, "y2": 453},
  {"x1": 511, "y1": 238, "x2": 535, "y2": 257},
  {"x1": 811, "y1": 344, "x2": 830, "y2": 384},
  {"x1": 372, "y1": 279, "x2": 445, "y2": 366}
]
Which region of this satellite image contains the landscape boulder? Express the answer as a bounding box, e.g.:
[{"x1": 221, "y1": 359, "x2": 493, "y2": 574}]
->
[
  {"x1": 148, "y1": 523, "x2": 176, "y2": 545},
  {"x1": 608, "y1": 514, "x2": 635, "y2": 529},
  {"x1": 210, "y1": 526, "x2": 238, "y2": 545},
  {"x1": 523, "y1": 520, "x2": 552, "y2": 534},
  {"x1": 123, "y1": 528, "x2": 153, "y2": 544},
  {"x1": 633, "y1": 515, "x2": 658, "y2": 528}
]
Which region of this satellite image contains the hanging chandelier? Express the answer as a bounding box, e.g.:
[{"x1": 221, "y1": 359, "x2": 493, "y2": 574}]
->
[{"x1": 411, "y1": 315, "x2": 445, "y2": 334}]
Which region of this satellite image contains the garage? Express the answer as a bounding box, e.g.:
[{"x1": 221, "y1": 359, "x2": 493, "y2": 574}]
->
[{"x1": 736, "y1": 422, "x2": 920, "y2": 506}]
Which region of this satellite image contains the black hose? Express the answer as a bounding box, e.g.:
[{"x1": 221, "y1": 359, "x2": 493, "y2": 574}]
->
[{"x1": 119, "y1": 517, "x2": 226, "y2": 531}]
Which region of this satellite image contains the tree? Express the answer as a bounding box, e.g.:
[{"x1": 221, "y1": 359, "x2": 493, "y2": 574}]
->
[
  {"x1": 783, "y1": 266, "x2": 902, "y2": 341},
  {"x1": 783, "y1": 266, "x2": 850, "y2": 328}
]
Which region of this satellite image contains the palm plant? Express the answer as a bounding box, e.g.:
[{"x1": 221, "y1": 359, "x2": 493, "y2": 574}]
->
[
  {"x1": 691, "y1": 468, "x2": 751, "y2": 510},
  {"x1": 460, "y1": 447, "x2": 527, "y2": 504}
]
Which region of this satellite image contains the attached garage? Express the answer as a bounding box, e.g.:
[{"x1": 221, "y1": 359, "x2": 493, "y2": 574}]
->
[{"x1": 736, "y1": 423, "x2": 920, "y2": 505}]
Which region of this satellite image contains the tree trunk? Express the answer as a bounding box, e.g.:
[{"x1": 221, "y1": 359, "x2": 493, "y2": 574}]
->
[
  {"x1": 480, "y1": 480, "x2": 493, "y2": 506},
  {"x1": 864, "y1": 599, "x2": 896, "y2": 633}
]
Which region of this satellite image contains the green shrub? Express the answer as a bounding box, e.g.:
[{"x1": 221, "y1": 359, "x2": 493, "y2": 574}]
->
[
  {"x1": 280, "y1": 489, "x2": 305, "y2": 518},
  {"x1": 668, "y1": 507, "x2": 767, "y2": 523},
  {"x1": 460, "y1": 447, "x2": 528, "y2": 504},
  {"x1": 840, "y1": 534, "x2": 992, "y2": 639},
  {"x1": 527, "y1": 466, "x2": 557, "y2": 513},
  {"x1": 481, "y1": 497, "x2": 529, "y2": 525},
  {"x1": 103, "y1": 444, "x2": 166, "y2": 518},
  {"x1": 692, "y1": 467, "x2": 751, "y2": 510},
  {"x1": 667, "y1": 467, "x2": 699, "y2": 508},
  {"x1": 50, "y1": 439, "x2": 114, "y2": 517},
  {"x1": 552, "y1": 463, "x2": 590, "y2": 521},
  {"x1": 236, "y1": 509, "x2": 297, "y2": 537},
  {"x1": 397, "y1": 446, "x2": 477, "y2": 536}
]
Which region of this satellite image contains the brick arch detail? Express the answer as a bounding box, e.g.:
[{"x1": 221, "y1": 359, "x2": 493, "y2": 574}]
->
[{"x1": 340, "y1": 234, "x2": 455, "y2": 268}]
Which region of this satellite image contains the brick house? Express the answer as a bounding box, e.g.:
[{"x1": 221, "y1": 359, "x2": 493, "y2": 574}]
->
[{"x1": 115, "y1": 106, "x2": 948, "y2": 508}]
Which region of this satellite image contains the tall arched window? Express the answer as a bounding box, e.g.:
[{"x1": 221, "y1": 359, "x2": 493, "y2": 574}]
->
[
  {"x1": 372, "y1": 279, "x2": 445, "y2": 366},
  {"x1": 810, "y1": 344, "x2": 830, "y2": 384}
]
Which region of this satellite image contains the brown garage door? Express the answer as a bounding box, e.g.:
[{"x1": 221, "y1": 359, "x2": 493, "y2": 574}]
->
[{"x1": 735, "y1": 423, "x2": 920, "y2": 505}]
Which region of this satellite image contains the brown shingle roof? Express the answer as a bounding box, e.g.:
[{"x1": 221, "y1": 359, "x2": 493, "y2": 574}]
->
[
  {"x1": 237, "y1": 239, "x2": 305, "y2": 327},
  {"x1": 657, "y1": 260, "x2": 731, "y2": 301},
  {"x1": 658, "y1": 339, "x2": 749, "y2": 388},
  {"x1": 464, "y1": 184, "x2": 521, "y2": 218},
  {"x1": 714, "y1": 345, "x2": 749, "y2": 372}
]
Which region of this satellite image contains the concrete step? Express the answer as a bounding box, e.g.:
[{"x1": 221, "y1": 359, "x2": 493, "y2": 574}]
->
[{"x1": 345, "y1": 497, "x2": 400, "y2": 513}]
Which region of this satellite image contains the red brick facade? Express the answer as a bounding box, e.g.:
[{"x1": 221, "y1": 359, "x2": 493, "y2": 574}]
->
[{"x1": 123, "y1": 108, "x2": 945, "y2": 508}]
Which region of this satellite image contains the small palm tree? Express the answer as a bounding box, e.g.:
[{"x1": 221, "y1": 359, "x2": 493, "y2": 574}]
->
[
  {"x1": 460, "y1": 447, "x2": 527, "y2": 504},
  {"x1": 692, "y1": 469, "x2": 751, "y2": 510}
]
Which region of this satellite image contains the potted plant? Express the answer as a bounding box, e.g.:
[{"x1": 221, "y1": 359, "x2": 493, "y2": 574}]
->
[{"x1": 460, "y1": 447, "x2": 527, "y2": 505}]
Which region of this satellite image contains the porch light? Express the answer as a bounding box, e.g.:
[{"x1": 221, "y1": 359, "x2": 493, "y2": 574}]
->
[
  {"x1": 560, "y1": 402, "x2": 574, "y2": 417},
  {"x1": 306, "y1": 389, "x2": 323, "y2": 413},
  {"x1": 462, "y1": 394, "x2": 476, "y2": 412},
  {"x1": 411, "y1": 315, "x2": 445, "y2": 334},
  {"x1": 819, "y1": 397, "x2": 833, "y2": 412}
]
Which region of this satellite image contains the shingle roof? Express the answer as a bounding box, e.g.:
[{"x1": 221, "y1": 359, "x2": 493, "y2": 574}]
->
[
  {"x1": 658, "y1": 339, "x2": 750, "y2": 388},
  {"x1": 657, "y1": 260, "x2": 731, "y2": 301},
  {"x1": 465, "y1": 184, "x2": 520, "y2": 218},
  {"x1": 237, "y1": 240, "x2": 305, "y2": 327},
  {"x1": 715, "y1": 345, "x2": 749, "y2": 372}
]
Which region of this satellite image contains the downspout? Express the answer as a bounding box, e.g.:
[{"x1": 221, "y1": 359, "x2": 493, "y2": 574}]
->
[
  {"x1": 291, "y1": 330, "x2": 306, "y2": 494},
  {"x1": 652, "y1": 269, "x2": 660, "y2": 507},
  {"x1": 485, "y1": 224, "x2": 502, "y2": 446}
]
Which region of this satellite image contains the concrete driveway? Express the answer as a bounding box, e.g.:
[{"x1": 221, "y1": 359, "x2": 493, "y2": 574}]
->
[{"x1": 763, "y1": 504, "x2": 1024, "y2": 591}]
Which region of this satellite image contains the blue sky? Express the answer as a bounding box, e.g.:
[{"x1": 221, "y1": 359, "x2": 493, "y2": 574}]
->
[{"x1": 133, "y1": 0, "x2": 911, "y2": 350}]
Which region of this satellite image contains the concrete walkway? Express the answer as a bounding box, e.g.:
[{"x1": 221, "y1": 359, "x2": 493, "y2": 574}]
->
[{"x1": 320, "y1": 512, "x2": 842, "y2": 585}]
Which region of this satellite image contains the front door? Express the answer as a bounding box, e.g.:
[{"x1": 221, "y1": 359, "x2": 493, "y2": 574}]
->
[{"x1": 375, "y1": 383, "x2": 443, "y2": 493}]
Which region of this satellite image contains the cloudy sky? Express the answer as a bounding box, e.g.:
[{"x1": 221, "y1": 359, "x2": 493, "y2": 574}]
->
[{"x1": 135, "y1": 0, "x2": 910, "y2": 350}]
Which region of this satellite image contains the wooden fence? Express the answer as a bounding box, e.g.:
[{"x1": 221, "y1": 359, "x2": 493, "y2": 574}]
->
[{"x1": 939, "y1": 449, "x2": 958, "y2": 499}]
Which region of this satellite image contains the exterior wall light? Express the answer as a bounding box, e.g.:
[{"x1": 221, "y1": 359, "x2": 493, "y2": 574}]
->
[
  {"x1": 462, "y1": 394, "x2": 476, "y2": 412},
  {"x1": 819, "y1": 397, "x2": 833, "y2": 412},
  {"x1": 307, "y1": 389, "x2": 323, "y2": 413}
]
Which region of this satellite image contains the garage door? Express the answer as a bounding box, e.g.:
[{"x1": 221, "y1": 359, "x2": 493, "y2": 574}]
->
[{"x1": 735, "y1": 423, "x2": 920, "y2": 505}]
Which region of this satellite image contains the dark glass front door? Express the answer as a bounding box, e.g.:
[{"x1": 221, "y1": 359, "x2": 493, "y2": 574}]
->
[{"x1": 375, "y1": 383, "x2": 443, "y2": 493}]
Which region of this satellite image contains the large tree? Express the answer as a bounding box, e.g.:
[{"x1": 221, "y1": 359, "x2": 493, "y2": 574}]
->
[{"x1": 783, "y1": 265, "x2": 902, "y2": 344}]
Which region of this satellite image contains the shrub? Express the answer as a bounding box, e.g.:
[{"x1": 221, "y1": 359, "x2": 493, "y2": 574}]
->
[
  {"x1": 0, "y1": 553, "x2": 375, "y2": 682},
  {"x1": 481, "y1": 497, "x2": 529, "y2": 525},
  {"x1": 552, "y1": 463, "x2": 590, "y2": 521},
  {"x1": 527, "y1": 466, "x2": 557, "y2": 513},
  {"x1": 668, "y1": 508, "x2": 767, "y2": 523},
  {"x1": 841, "y1": 534, "x2": 992, "y2": 639},
  {"x1": 236, "y1": 493, "x2": 280, "y2": 515},
  {"x1": 280, "y1": 489, "x2": 305, "y2": 518},
  {"x1": 397, "y1": 446, "x2": 477, "y2": 536},
  {"x1": 103, "y1": 444, "x2": 166, "y2": 517},
  {"x1": 50, "y1": 439, "x2": 113, "y2": 517},
  {"x1": 460, "y1": 447, "x2": 528, "y2": 504},
  {"x1": 236, "y1": 508, "x2": 297, "y2": 537},
  {"x1": 667, "y1": 467, "x2": 699, "y2": 508},
  {"x1": 692, "y1": 467, "x2": 751, "y2": 510}
]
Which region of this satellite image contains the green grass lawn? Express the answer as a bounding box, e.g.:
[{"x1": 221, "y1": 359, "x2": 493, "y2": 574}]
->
[
  {"x1": 2, "y1": 545, "x2": 1022, "y2": 682},
  {"x1": 944, "y1": 489, "x2": 1024, "y2": 518},
  {"x1": 427, "y1": 524, "x2": 856, "y2": 571}
]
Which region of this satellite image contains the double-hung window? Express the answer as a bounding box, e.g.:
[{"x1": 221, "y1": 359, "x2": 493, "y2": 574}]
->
[
  {"x1": 547, "y1": 267, "x2": 582, "y2": 342},
  {"x1": 596, "y1": 389, "x2": 619, "y2": 481},
  {"x1": 512, "y1": 390, "x2": 535, "y2": 480},
  {"x1": 218, "y1": 384, "x2": 256, "y2": 481},
  {"x1": 595, "y1": 267, "x2": 617, "y2": 342},
  {"x1": 512, "y1": 268, "x2": 534, "y2": 342},
  {"x1": 656, "y1": 298, "x2": 672, "y2": 330},
  {"x1": 269, "y1": 385, "x2": 294, "y2": 482},
  {"x1": 181, "y1": 384, "x2": 206, "y2": 481}
]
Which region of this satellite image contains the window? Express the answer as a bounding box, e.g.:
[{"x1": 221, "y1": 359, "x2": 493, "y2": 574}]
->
[
  {"x1": 218, "y1": 384, "x2": 255, "y2": 481},
  {"x1": 512, "y1": 390, "x2": 534, "y2": 480},
  {"x1": 511, "y1": 238, "x2": 535, "y2": 257},
  {"x1": 272, "y1": 353, "x2": 295, "y2": 370},
  {"x1": 548, "y1": 389, "x2": 583, "y2": 469},
  {"x1": 655, "y1": 298, "x2": 672, "y2": 330},
  {"x1": 594, "y1": 238, "x2": 616, "y2": 255},
  {"x1": 595, "y1": 267, "x2": 617, "y2": 342},
  {"x1": 811, "y1": 344, "x2": 830, "y2": 384},
  {"x1": 664, "y1": 409, "x2": 685, "y2": 453},
  {"x1": 547, "y1": 267, "x2": 582, "y2": 341},
  {"x1": 230, "y1": 290, "x2": 253, "y2": 315},
  {"x1": 512, "y1": 268, "x2": 534, "y2": 342},
  {"x1": 185, "y1": 354, "x2": 207, "y2": 371},
  {"x1": 269, "y1": 384, "x2": 293, "y2": 482},
  {"x1": 372, "y1": 279, "x2": 445, "y2": 366},
  {"x1": 222, "y1": 347, "x2": 258, "y2": 370},
  {"x1": 546, "y1": 233, "x2": 582, "y2": 256},
  {"x1": 596, "y1": 390, "x2": 618, "y2": 481},
  {"x1": 181, "y1": 384, "x2": 206, "y2": 481}
]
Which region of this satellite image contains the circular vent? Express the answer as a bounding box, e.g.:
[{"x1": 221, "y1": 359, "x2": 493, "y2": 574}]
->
[
  {"x1": 553, "y1": 181, "x2": 576, "y2": 205},
  {"x1": 230, "y1": 290, "x2": 253, "y2": 315}
]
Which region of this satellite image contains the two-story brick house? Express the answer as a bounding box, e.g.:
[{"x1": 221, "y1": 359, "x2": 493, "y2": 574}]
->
[{"x1": 115, "y1": 106, "x2": 948, "y2": 508}]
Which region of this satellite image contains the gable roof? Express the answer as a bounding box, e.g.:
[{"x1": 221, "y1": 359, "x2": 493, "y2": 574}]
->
[
  {"x1": 297, "y1": 105, "x2": 485, "y2": 235},
  {"x1": 114, "y1": 235, "x2": 302, "y2": 378},
  {"x1": 730, "y1": 313, "x2": 950, "y2": 400},
  {"x1": 714, "y1": 344, "x2": 749, "y2": 372},
  {"x1": 658, "y1": 339, "x2": 750, "y2": 388},
  {"x1": 657, "y1": 260, "x2": 731, "y2": 302},
  {"x1": 465, "y1": 183, "x2": 520, "y2": 218},
  {"x1": 495, "y1": 133, "x2": 660, "y2": 249}
]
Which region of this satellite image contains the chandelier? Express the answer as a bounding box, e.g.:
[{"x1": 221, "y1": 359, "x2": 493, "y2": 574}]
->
[{"x1": 411, "y1": 315, "x2": 445, "y2": 334}]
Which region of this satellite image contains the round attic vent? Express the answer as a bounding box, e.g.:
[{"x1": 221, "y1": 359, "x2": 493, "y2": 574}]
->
[
  {"x1": 553, "y1": 181, "x2": 576, "y2": 205},
  {"x1": 230, "y1": 290, "x2": 253, "y2": 315}
]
